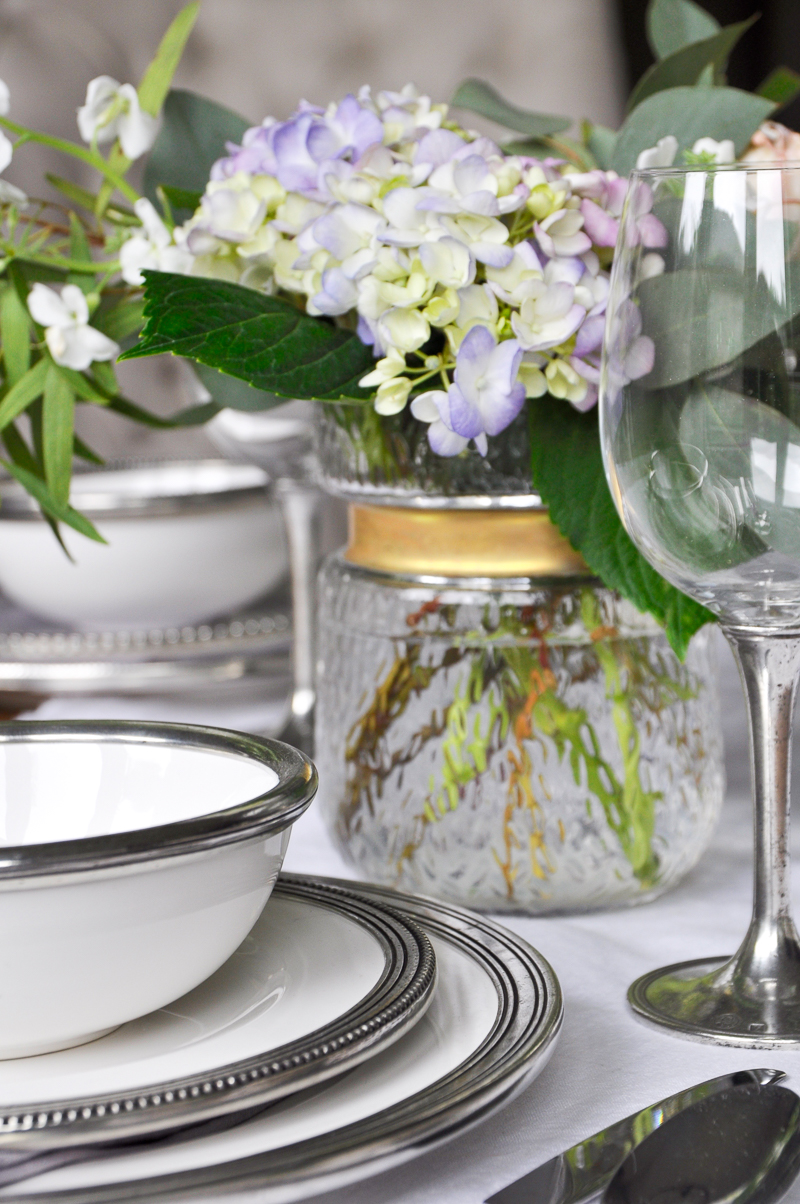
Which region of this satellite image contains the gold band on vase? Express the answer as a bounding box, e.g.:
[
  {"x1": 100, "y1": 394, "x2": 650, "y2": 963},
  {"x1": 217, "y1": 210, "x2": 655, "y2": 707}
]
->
[{"x1": 345, "y1": 504, "x2": 589, "y2": 578}]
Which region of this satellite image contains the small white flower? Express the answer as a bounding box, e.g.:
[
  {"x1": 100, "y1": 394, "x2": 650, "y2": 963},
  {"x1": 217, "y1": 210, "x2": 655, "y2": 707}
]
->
[
  {"x1": 418, "y1": 237, "x2": 475, "y2": 289},
  {"x1": 377, "y1": 306, "x2": 430, "y2": 354},
  {"x1": 28, "y1": 283, "x2": 119, "y2": 371},
  {"x1": 359, "y1": 347, "x2": 407, "y2": 388},
  {"x1": 0, "y1": 79, "x2": 9, "y2": 117},
  {"x1": 691, "y1": 137, "x2": 735, "y2": 164},
  {"x1": 120, "y1": 198, "x2": 194, "y2": 285},
  {"x1": 77, "y1": 76, "x2": 157, "y2": 160},
  {"x1": 374, "y1": 376, "x2": 413, "y2": 415},
  {"x1": 635, "y1": 135, "x2": 678, "y2": 171}
]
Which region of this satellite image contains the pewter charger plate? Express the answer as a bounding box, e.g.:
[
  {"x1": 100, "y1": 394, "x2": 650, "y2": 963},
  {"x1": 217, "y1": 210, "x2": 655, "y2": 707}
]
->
[
  {"x1": 1, "y1": 875, "x2": 563, "y2": 1203},
  {"x1": 0, "y1": 878, "x2": 435, "y2": 1147}
]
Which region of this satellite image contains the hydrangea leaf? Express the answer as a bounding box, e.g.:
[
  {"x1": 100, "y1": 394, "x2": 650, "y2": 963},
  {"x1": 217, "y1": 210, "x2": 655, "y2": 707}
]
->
[
  {"x1": 450, "y1": 79, "x2": 572, "y2": 138},
  {"x1": 646, "y1": 0, "x2": 720, "y2": 60},
  {"x1": 143, "y1": 90, "x2": 249, "y2": 211},
  {"x1": 612, "y1": 85, "x2": 774, "y2": 175},
  {"x1": 528, "y1": 398, "x2": 713, "y2": 659},
  {"x1": 120, "y1": 270, "x2": 376, "y2": 403},
  {"x1": 628, "y1": 17, "x2": 758, "y2": 112}
]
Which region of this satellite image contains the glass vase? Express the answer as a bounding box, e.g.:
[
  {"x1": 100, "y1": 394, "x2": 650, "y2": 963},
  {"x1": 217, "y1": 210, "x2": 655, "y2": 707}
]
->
[{"x1": 315, "y1": 542, "x2": 724, "y2": 914}]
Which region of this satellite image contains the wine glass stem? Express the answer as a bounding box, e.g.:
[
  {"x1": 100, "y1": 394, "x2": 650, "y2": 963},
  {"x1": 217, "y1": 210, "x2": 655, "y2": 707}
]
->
[
  {"x1": 723, "y1": 626, "x2": 800, "y2": 992},
  {"x1": 276, "y1": 480, "x2": 321, "y2": 742}
]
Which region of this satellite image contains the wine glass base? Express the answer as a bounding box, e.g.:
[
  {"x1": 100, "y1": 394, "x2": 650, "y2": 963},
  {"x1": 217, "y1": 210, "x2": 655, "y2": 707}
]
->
[{"x1": 629, "y1": 957, "x2": 800, "y2": 1048}]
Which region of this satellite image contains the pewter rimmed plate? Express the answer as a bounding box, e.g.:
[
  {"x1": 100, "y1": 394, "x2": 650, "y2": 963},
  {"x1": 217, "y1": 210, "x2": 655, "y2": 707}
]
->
[
  {"x1": 0, "y1": 878, "x2": 435, "y2": 1147},
  {"x1": 0, "y1": 597, "x2": 291, "y2": 698},
  {"x1": 1, "y1": 875, "x2": 562, "y2": 1203}
]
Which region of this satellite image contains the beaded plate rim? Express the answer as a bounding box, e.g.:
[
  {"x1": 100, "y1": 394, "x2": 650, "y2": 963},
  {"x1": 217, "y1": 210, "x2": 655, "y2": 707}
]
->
[{"x1": 0, "y1": 877, "x2": 436, "y2": 1147}]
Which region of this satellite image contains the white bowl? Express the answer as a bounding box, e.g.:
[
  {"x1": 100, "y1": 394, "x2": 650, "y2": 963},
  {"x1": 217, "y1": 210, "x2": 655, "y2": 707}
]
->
[
  {"x1": 0, "y1": 721, "x2": 315, "y2": 1058},
  {"x1": 0, "y1": 461, "x2": 288, "y2": 630}
]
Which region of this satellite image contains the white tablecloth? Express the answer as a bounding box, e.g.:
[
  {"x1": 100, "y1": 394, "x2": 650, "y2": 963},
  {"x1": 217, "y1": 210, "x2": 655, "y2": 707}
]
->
[{"x1": 19, "y1": 631, "x2": 800, "y2": 1203}]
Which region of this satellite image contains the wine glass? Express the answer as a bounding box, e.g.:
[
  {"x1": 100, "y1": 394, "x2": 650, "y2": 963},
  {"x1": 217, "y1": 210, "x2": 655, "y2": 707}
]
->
[{"x1": 601, "y1": 161, "x2": 800, "y2": 1046}]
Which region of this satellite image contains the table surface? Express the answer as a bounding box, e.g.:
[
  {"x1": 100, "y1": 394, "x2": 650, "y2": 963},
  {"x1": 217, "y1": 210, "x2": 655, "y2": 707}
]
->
[
  {"x1": 18, "y1": 629, "x2": 800, "y2": 1204},
  {"x1": 279, "y1": 630, "x2": 800, "y2": 1204}
]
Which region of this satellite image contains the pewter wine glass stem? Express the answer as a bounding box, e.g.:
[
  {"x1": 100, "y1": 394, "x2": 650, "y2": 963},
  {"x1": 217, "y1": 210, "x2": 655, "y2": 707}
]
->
[
  {"x1": 725, "y1": 628, "x2": 800, "y2": 998},
  {"x1": 276, "y1": 479, "x2": 321, "y2": 755}
]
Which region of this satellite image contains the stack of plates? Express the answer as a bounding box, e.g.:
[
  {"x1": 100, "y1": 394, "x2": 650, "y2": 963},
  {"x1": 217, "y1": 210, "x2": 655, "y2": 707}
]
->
[{"x1": 0, "y1": 874, "x2": 562, "y2": 1202}]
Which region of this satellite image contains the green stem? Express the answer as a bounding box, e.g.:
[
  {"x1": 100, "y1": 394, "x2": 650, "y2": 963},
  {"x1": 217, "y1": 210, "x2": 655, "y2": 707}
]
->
[{"x1": 0, "y1": 118, "x2": 139, "y2": 204}]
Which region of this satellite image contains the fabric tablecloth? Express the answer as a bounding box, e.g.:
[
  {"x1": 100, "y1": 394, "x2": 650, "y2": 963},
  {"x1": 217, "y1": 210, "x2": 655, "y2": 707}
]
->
[{"x1": 18, "y1": 630, "x2": 800, "y2": 1203}]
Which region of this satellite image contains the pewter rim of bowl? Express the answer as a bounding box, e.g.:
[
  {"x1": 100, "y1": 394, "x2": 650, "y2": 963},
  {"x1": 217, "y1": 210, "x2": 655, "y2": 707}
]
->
[
  {"x1": 0, "y1": 459, "x2": 271, "y2": 520},
  {"x1": 0, "y1": 720, "x2": 316, "y2": 881}
]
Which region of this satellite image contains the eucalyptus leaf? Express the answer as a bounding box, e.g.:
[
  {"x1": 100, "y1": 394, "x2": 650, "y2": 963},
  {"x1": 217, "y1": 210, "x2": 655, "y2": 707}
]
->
[
  {"x1": 586, "y1": 124, "x2": 617, "y2": 170},
  {"x1": 639, "y1": 265, "x2": 800, "y2": 390},
  {"x1": 628, "y1": 17, "x2": 757, "y2": 112},
  {"x1": 121, "y1": 271, "x2": 376, "y2": 403},
  {"x1": 528, "y1": 398, "x2": 713, "y2": 658},
  {"x1": 757, "y1": 66, "x2": 800, "y2": 108},
  {"x1": 647, "y1": 0, "x2": 720, "y2": 60},
  {"x1": 450, "y1": 79, "x2": 571, "y2": 137},
  {"x1": 143, "y1": 90, "x2": 249, "y2": 209},
  {"x1": 42, "y1": 364, "x2": 75, "y2": 506},
  {"x1": 612, "y1": 86, "x2": 774, "y2": 176}
]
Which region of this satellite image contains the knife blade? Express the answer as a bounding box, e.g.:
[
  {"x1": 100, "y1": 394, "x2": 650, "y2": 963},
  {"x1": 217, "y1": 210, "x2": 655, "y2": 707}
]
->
[{"x1": 485, "y1": 1067, "x2": 785, "y2": 1204}]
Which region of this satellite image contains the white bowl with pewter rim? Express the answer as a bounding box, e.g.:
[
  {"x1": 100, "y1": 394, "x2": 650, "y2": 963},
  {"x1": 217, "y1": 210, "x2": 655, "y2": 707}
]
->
[
  {"x1": 0, "y1": 460, "x2": 288, "y2": 630},
  {"x1": 0, "y1": 720, "x2": 315, "y2": 1058}
]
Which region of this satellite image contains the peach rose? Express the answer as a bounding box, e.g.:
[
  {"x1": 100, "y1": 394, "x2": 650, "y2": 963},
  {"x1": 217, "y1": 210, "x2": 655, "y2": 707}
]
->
[{"x1": 741, "y1": 121, "x2": 800, "y2": 219}]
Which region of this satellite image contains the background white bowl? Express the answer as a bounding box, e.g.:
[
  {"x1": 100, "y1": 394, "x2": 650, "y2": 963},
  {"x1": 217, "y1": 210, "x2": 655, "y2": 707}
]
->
[
  {"x1": 0, "y1": 461, "x2": 288, "y2": 630},
  {"x1": 0, "y1": 721, "x2": 315, "y2": 1058}
]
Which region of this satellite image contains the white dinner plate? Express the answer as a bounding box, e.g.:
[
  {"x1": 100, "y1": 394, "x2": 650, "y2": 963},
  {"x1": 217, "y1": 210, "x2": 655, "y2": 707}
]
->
[
  {"x1": 1, "y1": 875, "x2": 562, "y2": 1203},
  {"x1": 0, "y1": 878, "x2": 435, "y2": 1144}
]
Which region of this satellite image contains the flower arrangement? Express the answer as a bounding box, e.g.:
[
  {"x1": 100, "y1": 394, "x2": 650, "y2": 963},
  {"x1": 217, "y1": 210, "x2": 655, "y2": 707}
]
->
[{"x1": 0, "y1": 0, "x2": 797, "y2": 655}]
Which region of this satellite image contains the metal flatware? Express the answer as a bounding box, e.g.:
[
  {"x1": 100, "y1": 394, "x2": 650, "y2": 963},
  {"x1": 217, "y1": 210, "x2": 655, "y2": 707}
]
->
[
  {"x1": 486, "y1": 1068, "x2": 785, "y2": 1204},
  {"x1": 603, "y1": 1080, "x2": 800, "y2": 1204}
]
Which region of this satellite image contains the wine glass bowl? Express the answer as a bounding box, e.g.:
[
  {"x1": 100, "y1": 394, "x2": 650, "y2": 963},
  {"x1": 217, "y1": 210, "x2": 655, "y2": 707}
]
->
[{"x1": 601, "y1": 162, "x2": 800, "y2": 1045}]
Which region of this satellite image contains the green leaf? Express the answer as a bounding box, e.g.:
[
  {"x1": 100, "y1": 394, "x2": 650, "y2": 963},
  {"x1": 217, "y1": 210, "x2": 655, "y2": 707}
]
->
[
  {"x1": 160, "y1": 185, "x2": 202, "y2": 213},
  {"x1": 170, "y1": 400, "x2": 221, "y2": 426},
  {"x1": 611, "y1": 86, "x2": 774, "y2": 176},
  {"x1": 586, "y1": 124, "x2": 617, "y2": 170},
  {"x1": 0, "y1": 284, "x2": 31, "y2": 386},
  {"x1": 757, "y1": 66, "x2": 800, "y2": 109},
  {"x1": 102, "y1": 394, "x2": 216, "y2": 429},
  {"x1": 93, "y1": 298, "x2": 146, "y2": 343},
  {"x1": 646, "y1": 0, "x2": 720, "y2": 60},
  {"x1": 628, "y1": 17, "x2": 758, "y2": 112},
  {"x1": 73, "y1": 434, "x2": 104, "y2": 465},
  {"x1": 528, "y1": 399, "x2": 713, "y2": 658},
  {"x1": 0, "y1": 357, "x2": 47, "y2": 431},
  {"x1": 52, "y1": 364, "x2": 110, "y2": 405},
  {"x1": 42, "y1": 364, "x2": 75, "y2": 506},
  {"x1": 90, "y1": 360, "x2": 119, "y2": 396},
  {"x1": 143, "y1": 90, "x2": 249, "y2": 209},
  {"x1": 192, "y1": 360, "x2": 287, "y2": 412},
  {"x1": 1, "y1": 459, "x2": 105, "y2": 543},
  {"x1": 137, "y1": 2, "x2": 200, "y2": 118},
  {"x1": 121, "y1": 271, "x2": 376, "y2": 402},
  {"x1": 450, "y1": 79, "x2": 572, "y2": 138},
  {"x1": 46, "y1": 175, "x2": 138, "y2": 225},
  {"x1": 1, "y1": 420, "x2": 40, "y2": 476}
]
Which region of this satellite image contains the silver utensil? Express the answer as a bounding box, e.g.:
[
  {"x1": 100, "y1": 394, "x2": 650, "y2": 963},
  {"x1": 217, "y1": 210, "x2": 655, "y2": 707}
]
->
[
  {"x1": 486, "y1": 1068, "x2": 785, "y2": 1204},
  {"x1": 603, "y1": 1080, "x2": 800, "y2": 1204}
]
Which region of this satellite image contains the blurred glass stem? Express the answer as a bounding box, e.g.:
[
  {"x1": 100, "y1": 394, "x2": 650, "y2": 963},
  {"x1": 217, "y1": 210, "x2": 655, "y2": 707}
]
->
[{"x1": 276, "y1": 477, "x2": 320, "y2": 756}]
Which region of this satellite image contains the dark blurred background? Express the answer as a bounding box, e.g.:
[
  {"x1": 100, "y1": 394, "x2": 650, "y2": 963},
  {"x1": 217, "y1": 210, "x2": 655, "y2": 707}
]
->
[{"x1": 616, "y1": 0, "x2": 800, "y2": 130}]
